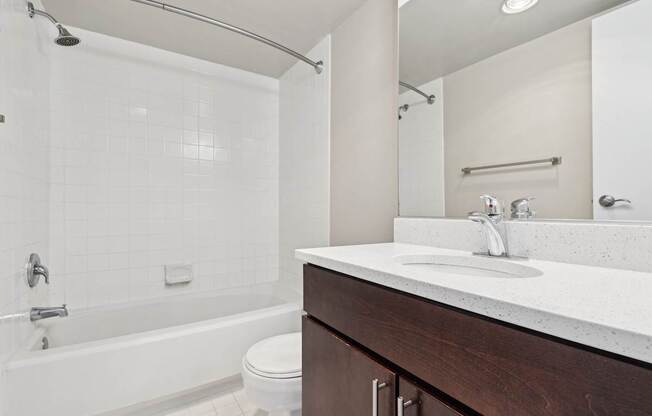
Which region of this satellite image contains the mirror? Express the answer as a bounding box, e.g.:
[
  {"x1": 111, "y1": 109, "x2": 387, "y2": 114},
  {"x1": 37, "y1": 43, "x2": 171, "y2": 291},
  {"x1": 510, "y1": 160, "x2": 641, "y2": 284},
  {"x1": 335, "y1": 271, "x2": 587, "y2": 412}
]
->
[{"x1": 398, "y1": 0, "x2": 650, "y2": 222}]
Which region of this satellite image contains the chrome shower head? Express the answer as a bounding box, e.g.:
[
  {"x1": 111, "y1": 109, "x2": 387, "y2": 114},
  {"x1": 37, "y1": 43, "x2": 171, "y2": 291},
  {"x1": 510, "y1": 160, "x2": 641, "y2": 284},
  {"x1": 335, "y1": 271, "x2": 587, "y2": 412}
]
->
[
  {"x1": 55, "y1": 24, "x2": 80, "y2": 46},
  {"x1": 27, "y1": 2, "x2": 80, "y2": 47}
]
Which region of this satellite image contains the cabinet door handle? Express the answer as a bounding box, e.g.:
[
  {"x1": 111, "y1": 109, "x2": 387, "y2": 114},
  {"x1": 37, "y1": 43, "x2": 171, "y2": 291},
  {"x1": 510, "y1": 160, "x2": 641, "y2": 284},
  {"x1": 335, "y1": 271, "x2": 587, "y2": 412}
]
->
[
  {"x1": 372, "y1": 379, "x2": 388, "y2": 416},
  {"x1": 397, "y1": 396, "x2": 417, "y2": 416}
]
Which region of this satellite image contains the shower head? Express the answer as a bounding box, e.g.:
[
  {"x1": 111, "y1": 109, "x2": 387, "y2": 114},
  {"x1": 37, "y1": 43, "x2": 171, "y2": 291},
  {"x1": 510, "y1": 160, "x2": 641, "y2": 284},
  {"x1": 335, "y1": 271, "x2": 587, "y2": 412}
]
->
[
  {"x1": 54, "y1": 24, "x2": 81, "y2": 46},
  {"x1": 27, "y1": 2, "x2": 80, "y2": 47}
]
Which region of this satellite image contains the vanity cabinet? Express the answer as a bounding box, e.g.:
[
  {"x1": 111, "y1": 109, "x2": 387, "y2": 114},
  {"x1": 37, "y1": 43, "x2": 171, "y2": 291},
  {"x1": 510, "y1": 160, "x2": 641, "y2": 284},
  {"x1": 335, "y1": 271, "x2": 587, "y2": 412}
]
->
[
  {"x1": 302, "y1": 264, "x2": 652, "y2": 416},
  {"x1": 303, "y1": 317, "x2": 397, "y2": 415},
  {"x1": 303, "y1": 316, "x2": 460, "y2": 416}
]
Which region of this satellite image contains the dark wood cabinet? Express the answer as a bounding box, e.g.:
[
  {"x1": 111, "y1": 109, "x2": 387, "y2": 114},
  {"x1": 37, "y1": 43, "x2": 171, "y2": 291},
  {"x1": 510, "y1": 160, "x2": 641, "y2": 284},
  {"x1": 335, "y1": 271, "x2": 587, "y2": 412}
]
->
[
  {"x1": 303, "y1": 264, "x2": 652, "y2": 416},
  {"x1": 303, "y1": 316, "x2": 397, "y2": 416},
  {"x1": 398, "y1": 377, "x2": 463, "y2": 416}
]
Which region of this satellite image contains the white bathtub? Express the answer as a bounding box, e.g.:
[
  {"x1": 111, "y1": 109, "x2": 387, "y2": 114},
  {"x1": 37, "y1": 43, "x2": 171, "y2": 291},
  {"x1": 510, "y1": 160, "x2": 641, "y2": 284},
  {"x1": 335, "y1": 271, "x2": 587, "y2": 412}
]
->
[{"x1": 5, "y1": 284, "x2": 302, "y2": 416}]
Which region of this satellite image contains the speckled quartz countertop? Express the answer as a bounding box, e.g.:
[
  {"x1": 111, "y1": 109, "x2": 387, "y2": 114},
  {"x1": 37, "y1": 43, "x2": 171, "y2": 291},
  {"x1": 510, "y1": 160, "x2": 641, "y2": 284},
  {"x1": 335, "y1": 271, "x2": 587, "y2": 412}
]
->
[{"x1": 296, "y1": 243, "x2": 652, "y2": 364}]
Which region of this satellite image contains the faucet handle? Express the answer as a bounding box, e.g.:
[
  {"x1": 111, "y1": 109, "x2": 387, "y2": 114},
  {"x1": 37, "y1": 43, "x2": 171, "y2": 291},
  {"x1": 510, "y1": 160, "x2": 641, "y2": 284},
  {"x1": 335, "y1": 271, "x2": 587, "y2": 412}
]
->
[
  {"x1": 27, "y1": 253, "x2": 50, "y2": 288},
  {"x1": 34, "y1": 263, "x2": 49, "y2": 284},
  {"x1": 480, "y1": 195, "x2": 502, "y2": 216},
  {"x1": 511, "y1": 197, "x2": 536, "y2": 219}
]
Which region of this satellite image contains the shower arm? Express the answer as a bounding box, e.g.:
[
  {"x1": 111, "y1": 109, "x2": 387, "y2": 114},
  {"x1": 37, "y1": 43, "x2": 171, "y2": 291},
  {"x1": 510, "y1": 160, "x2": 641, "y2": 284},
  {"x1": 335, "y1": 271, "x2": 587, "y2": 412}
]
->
[
  {"x1": 27, "y1": 2, "x2": 59, "y2": 25},
  {"x1": 130, "y1": 0, "x2": 324, "y2": 74},
  {"x1": 399, "y1": 81, "x2": 436, "y2": 104}
]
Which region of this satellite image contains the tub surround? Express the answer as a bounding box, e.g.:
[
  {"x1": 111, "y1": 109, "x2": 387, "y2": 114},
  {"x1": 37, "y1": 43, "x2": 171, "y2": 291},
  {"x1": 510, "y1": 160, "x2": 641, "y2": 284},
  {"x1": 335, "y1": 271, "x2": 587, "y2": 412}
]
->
[
  {"x1": 296, "y1": 242, "x2": 652, "y2": 364},
  {"x1": 49, "y1": 26, "x2": 280, "y2": 310},
  {"x1": 0, "y1": 1, "x2": 52, "y2": 413},
  {"x1": 279, "y1": 36, "x2": 331, "y2": 296}
]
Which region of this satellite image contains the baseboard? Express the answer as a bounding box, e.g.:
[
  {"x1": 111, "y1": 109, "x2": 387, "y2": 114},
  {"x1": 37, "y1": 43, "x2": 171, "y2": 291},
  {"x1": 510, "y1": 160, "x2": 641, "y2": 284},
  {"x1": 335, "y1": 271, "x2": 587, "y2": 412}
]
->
[{"x1": 97, "y1": 375, "x2": 243, "y2": 416}]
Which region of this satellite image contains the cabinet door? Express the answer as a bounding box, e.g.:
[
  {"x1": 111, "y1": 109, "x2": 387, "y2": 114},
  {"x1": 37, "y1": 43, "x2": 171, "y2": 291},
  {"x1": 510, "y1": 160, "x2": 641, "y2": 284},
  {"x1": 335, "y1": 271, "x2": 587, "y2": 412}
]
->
[
  {"x1": 398, "y1": 377, "x2": 463, "y2": 416},
  {"x1": 303, "y1": 316, "x2": 397, "y2": 416}
]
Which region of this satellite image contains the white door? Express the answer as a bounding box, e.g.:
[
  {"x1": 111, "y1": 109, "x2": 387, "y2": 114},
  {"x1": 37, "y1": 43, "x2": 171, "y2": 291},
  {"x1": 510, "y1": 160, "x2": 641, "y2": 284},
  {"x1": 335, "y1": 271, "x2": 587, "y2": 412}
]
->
[{"x1": 592, "y1": 0, "x2": 652, "y2": 221}]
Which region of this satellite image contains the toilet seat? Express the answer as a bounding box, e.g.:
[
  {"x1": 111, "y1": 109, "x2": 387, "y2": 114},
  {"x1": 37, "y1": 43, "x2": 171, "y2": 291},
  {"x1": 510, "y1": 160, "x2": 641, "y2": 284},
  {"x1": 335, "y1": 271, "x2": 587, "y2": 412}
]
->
[{"x1": 244, "y1": 332, "x2": 302, "y2": 379}]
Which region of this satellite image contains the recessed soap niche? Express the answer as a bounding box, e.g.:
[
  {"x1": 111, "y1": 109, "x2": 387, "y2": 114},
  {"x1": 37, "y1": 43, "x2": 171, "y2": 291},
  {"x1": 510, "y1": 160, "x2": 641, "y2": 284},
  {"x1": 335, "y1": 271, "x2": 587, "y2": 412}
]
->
[{"x1": 164, "y1": 264, "x2": 193, "y2": 286}]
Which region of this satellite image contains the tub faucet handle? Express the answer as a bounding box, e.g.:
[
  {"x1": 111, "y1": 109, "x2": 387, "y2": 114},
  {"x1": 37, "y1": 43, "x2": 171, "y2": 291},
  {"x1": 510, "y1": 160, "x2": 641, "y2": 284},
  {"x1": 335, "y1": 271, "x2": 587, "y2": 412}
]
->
[
  {"x1": 34, "y1": 263, "x2": 49, "y2": 284},
  {"x1": 27, "y1": 253, "x2": 50, "y2": 288}
]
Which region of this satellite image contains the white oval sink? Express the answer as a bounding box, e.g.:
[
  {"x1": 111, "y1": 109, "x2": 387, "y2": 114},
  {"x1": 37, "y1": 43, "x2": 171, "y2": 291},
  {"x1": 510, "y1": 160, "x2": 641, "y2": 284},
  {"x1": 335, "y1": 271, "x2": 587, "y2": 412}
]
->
[{"x1": 394, "y1": 254, "x2": 543, "y2": 279}]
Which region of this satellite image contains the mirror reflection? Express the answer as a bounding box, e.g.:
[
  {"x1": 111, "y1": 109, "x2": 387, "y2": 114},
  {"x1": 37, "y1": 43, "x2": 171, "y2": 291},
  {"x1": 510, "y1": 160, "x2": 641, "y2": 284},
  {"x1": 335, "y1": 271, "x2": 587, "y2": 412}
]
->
[{"x1": 398, "y1": 0, "x2": 649, "y2": 222}]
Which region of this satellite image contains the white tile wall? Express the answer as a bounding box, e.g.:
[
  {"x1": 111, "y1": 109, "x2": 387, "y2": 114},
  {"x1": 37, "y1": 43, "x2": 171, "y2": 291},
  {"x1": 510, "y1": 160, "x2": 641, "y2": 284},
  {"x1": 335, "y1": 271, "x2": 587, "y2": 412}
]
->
[
  {"x1": 48, "y1": 28, "x2": 280, "y2": 308},
  {"x1": 279, "y1": 37, "x2": 331, "y2": 294},
  {"x1": 0, "y1": 0, "x2": 51, "y2": 411},
  {"x1": 398, "y1": 78, "x2": 444, "y2": 217}
]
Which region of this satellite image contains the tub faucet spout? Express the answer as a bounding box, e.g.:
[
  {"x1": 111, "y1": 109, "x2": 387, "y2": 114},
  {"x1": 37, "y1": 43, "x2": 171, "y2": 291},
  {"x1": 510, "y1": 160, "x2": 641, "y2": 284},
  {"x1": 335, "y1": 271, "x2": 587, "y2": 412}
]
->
[{"x1": 30, "y1": 304, "x2": 68, "y2": 321}]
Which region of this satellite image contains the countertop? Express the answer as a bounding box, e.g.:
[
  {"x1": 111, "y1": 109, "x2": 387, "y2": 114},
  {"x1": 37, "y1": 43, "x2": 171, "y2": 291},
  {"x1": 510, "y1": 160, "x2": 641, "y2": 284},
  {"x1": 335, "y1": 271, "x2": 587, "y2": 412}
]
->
[{"x1": 296, "y1": 243, "x2": 652, "y2": 364}]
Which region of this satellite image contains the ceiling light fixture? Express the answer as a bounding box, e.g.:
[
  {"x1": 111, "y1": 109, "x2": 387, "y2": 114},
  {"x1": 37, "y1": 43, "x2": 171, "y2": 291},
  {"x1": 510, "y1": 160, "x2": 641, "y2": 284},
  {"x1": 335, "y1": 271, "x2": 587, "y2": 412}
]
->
[{"x1": 502, "y1": 0, "x2": 539, "y2": 14}]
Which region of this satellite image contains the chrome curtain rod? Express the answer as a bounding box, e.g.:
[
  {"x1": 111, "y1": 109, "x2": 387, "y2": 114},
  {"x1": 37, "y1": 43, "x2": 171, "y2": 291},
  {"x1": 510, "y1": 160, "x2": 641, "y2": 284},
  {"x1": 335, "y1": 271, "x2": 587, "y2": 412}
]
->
[
  {"x1": 130, "y1": 0, "x2": 324, "y2": 74},
  {"x1": 399, "y1": 81, "x2": 435, "y2": 104}
]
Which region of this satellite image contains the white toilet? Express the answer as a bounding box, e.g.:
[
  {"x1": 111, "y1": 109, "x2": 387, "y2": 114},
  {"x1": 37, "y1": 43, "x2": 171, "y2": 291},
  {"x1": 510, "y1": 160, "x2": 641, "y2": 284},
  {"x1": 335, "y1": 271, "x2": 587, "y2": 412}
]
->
[{"x1": 242, "y1": 332, "x2": 302, "y2": 416}]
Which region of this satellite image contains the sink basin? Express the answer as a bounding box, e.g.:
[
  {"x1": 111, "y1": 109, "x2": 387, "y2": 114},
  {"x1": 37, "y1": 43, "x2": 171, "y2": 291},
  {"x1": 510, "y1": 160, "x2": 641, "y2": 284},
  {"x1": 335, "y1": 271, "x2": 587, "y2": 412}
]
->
[{"x1": 394, "y1": 254, "x2": 542, "y2": 278}]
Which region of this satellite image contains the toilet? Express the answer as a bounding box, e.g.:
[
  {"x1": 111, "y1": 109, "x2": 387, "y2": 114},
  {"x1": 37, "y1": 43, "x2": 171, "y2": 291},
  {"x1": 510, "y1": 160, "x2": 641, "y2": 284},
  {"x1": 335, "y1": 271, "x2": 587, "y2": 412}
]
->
[{"x1": 242, "y1": 332, "x2": 302, "y2": 416}]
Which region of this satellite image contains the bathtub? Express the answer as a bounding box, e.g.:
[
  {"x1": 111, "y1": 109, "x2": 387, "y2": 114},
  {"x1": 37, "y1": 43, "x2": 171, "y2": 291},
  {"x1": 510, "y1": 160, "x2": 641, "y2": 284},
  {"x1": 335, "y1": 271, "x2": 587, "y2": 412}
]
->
[{"x1": 5, "y1": 284, "x2": 302, "y2": 416}]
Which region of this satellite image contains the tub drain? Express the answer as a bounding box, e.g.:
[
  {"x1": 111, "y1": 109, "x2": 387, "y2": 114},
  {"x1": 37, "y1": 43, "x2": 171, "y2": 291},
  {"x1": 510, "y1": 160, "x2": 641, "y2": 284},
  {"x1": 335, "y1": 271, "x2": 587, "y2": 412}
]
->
[{"x1": 41, "y1": 336, "x2": 49, "y2": 350}]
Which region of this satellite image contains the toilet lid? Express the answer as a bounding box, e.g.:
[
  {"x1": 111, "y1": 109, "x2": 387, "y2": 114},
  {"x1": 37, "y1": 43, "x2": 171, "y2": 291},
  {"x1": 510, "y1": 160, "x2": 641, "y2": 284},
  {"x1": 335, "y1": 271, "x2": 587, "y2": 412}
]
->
[{"x1": 245, "y1": 332, "x2": 302, "y2": 379}]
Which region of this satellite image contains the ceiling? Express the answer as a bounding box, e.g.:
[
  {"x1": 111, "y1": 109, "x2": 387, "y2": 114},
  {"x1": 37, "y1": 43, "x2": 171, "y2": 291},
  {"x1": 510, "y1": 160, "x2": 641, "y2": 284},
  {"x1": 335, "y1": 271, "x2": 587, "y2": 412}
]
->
[
  {"x1": 41, "y1": 0, "x2": 367, "y2": 78},
  {"x1": 400, "y1": 0, "x2": 631, "y2": 88}
]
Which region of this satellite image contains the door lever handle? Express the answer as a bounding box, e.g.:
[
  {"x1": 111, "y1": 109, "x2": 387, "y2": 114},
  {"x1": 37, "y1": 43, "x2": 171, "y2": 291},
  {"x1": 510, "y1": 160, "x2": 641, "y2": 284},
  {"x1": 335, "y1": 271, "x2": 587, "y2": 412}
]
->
[{"x1": 599, "y1": 195, "x2": 632, "y2": 208}]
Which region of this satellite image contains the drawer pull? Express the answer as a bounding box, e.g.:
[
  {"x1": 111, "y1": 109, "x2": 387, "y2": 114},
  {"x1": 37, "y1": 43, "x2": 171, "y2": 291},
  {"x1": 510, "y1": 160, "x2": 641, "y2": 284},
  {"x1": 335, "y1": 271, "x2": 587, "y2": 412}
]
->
[
  {"x1": 372, "y1": 379, "x2": 388, "y2": 416},
  {"x1": 397, "y1": 396, "x2": 417, "y2": 416}
]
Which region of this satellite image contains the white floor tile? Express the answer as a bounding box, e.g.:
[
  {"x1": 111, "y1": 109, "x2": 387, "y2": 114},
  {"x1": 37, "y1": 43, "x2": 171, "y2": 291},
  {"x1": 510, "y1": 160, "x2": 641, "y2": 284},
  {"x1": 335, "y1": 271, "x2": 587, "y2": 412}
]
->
[
  {"x1": 214, "y1": 403, "x2": 243, "y2": 416},
  {"x1": 212, "y1": 393, "x2": 238, "y2": 410},
  {"x1": 232, "y1": 389, "x2": 257, "y2": 413},
  {"x1": 164, "y1": 409, "x2": 191, "y2": 416},
  {"x1": 157, "y1": 389, "x2": 252, "y2": 416},
  {"x1": 243, "y1": 411, "x2": 268, "y2": 416},
  {"x1": 187, "y1": 400, "x2": 217, "y2": 416}
]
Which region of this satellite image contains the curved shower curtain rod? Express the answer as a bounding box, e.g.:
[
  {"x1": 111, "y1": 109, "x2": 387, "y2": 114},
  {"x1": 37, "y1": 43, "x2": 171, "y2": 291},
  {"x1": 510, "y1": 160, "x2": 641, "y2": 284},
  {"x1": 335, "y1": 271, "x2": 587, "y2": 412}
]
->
[
  {"x1": 399, "y1": 81, "x2": 435, "y2": 104},
  {"x1": 130, "y1": 0, "x2": 324, "y2": 74},
  {"x1": 131, "y1": 0, "x2": 439, "y2": 98}
]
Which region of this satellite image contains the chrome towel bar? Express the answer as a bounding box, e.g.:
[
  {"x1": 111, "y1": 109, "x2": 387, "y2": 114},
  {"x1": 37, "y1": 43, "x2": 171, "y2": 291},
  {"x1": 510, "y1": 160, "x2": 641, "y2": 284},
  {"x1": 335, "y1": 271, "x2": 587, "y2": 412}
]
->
[{"x1": 462, "y1": 156, "x2": 562, "y2": 174}]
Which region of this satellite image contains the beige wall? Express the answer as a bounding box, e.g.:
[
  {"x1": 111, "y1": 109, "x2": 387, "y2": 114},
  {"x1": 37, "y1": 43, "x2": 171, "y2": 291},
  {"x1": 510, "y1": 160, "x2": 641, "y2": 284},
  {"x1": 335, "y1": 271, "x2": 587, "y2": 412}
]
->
[
  {"x1": 443, "y1": 20, "x2": 593, "y2": 219},
  {"x1": 330, "y1": 0, "x2": 399, "y2": 245}
]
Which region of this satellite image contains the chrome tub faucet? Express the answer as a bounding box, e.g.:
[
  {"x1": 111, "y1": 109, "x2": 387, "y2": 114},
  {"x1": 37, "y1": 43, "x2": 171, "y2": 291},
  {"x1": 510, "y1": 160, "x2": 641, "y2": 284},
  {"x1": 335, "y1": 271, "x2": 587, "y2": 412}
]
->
[{"x1": 30, "y1": 305, "x2": 68, "y2": 322}]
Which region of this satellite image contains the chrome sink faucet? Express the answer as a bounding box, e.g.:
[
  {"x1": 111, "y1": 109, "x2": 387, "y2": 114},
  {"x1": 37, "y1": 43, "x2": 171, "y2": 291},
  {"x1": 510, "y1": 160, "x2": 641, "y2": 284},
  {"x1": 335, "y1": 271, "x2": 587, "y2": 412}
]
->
[
  {"x1": 469, "y1": 195, "x2": 508, "y2": 257},
  {"x1": 30, "y1": 305, "x2": 68, "y2": 322}
]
